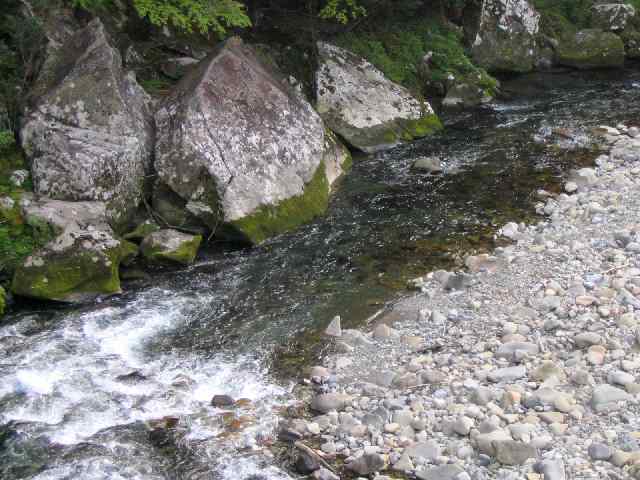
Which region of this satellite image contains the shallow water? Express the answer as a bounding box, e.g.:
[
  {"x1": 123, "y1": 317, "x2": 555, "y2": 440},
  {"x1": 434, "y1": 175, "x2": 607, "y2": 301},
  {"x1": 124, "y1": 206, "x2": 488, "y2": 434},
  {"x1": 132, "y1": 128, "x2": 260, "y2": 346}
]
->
[{"x1": 2, "y1": 67, "x2": 640, "y2": 479}]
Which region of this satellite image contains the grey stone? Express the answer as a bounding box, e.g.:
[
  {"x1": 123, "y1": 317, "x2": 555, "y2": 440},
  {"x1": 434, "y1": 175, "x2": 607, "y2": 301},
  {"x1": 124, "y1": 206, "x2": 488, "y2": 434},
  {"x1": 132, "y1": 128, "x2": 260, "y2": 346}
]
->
[
  {"x1": 404, "y1": 440, "x2": 441, "y2": 461},
  {"x1": 325, "y1": 316, "x2": 342, "y2": 337},
  {"x1": 493, "y1": 440, "x2": 538, "y2": 465},
  {"x1": 416, "y1": 464, "x2": 465, "y2": 480},
  {"x1": 21, "y1": 19, "x2": 153, "y2": 226},
  {"x1": 311, "y1": 394, "x2": 352, "y2": 413},
  {"x1": 534, "y1": 458, "x2": 566, "y2": 480},
  {"x1": 588, "y1": 442, "x2": 612, "y2": 461},
  {"x1": 591, "y1": 384, "x2": 631, "y2": 412},
  {"x1": 345, "y1": 453, "x2": 386, "y2": 475},
  {"x1": 140, "y1": 229, "x2": 202, "y2": 265},
  {"x1": 466, "y1": 0, "x2": 541, "y2": 73},
  {"x1": 413, "y1": 156, "x2": 443, "y2": 173},
  {"x1": 315, "y1": 42, "x2": 439, "y2": 153},
  {"x1": 155, "y1": 37, "x2": 346, "y2": 244},
  {"x1": 591, "y1": 3, "x2": 636, "y2": 32},
  {"x1": 496, "y1": 342, "x2": 539, "y2": 360},
  {"x1": 488, "y1": 365, "x2": 527, "y2": 383},
  {"x1": 312, "y1": 468, "x2": 339, "y2": 480}
]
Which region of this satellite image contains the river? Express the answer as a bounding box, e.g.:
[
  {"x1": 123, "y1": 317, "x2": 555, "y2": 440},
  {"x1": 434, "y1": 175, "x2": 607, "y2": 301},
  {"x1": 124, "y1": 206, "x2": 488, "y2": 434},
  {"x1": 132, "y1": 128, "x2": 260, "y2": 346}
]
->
[{"x1": 2, "y1": 67, "x2": 640, "y2": 479}]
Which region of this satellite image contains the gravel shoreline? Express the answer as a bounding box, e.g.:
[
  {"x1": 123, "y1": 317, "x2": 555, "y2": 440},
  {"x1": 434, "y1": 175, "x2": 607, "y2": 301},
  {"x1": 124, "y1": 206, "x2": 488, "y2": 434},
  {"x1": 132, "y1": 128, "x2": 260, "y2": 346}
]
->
[{"x1": 282, "y1": 123, "x2": 640, "y2": 480}]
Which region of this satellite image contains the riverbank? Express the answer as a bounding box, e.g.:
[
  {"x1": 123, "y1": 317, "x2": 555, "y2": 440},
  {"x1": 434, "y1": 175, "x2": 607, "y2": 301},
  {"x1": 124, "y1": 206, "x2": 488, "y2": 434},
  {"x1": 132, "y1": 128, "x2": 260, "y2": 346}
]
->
[{"x1": 290, "y1": 125, "x2": 640, "y2": 479}]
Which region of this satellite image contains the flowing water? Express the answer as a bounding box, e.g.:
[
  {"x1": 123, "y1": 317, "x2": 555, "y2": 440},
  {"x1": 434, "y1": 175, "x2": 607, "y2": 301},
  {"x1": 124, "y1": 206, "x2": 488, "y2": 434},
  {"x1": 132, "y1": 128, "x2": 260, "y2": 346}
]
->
[{"x1": 2, "y1": 68, "x2": 640, "y2": 479}]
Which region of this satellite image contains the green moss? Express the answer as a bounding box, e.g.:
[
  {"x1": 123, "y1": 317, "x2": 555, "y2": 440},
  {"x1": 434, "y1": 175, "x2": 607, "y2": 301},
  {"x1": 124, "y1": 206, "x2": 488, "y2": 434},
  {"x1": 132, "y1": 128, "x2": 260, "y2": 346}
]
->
[
  {"x1": 142, "y1": 234, "x2": 202, "y2": 265},
  {"x1": 556, "y1": 30, "x2": 625, "y2": 69},
  {"x1": 11, "y1": 239, "x2": 136, "y2": 302},
  {"x1": 231, "y1": 162, "x2": 330, "y2": 244},
  {"x1": 0, "y1": 286, "x2": 5, "y2": 316},
  {"x1": 383, "y1": 130, "x2": 398, "y2": 143},
  {"x1": 404, "y1": 114, "x2": 444, "y2": 138},
  {"x1": 124, "y1": 220, "x2": 160, "y2": 241},
  {"x1": 335, "y1": 17, "x2": 498, "y2": 98},
  {"x1": 531, "y1": 0, "x2": 593, "y2": 36},
  {"x1": 0, "y1": 145, "x2": 52, "y2": 282}
]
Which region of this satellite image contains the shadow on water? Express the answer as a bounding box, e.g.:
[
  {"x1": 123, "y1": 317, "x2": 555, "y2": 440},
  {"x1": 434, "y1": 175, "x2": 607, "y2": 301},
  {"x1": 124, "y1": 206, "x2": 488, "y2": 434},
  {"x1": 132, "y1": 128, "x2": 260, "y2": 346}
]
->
[{"x1": 3, "y1": 66, "x2": 640, "y2": 479}]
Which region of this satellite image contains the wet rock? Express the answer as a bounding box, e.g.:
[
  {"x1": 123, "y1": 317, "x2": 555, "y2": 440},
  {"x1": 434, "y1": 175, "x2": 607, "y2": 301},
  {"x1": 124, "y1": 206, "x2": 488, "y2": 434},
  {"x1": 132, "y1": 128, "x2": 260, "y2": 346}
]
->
[
  {"x1": 412, "y1": 156, "x2": 443, "y2": 173},
  {"x1": 588, "y1": 442, "x2": 612, "y2": 461},
  {"x1": 140, "y1": 229, "x2": 202, "y2": 266},
  {"x1": 211, "y1": 395, "x2": 235, "y2": 407},
  {"x1": 21, "y1": 19, "x2": 153, "y2": 226},
  {"x1": 556, "y1": 30, "x2": 625, "y2": 70},
  {"x1": 315, "y1": 42, "x2": 441, "y2": 153}
]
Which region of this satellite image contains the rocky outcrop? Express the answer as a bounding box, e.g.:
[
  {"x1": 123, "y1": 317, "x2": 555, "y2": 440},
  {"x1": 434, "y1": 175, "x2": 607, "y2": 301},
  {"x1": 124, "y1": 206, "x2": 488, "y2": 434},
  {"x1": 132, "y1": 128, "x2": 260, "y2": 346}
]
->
[
  {"x1": 20, "y1": 19, "x2": 154, "y2": 229},
  {"x1": 11, "y1": 196, "x2": 137, "y2": 302},
  {"x1": 442, "y1": 83, "x2": 493, "y2": 108},
  {"x1": 556, "y1": 29, "x2": 625, "y2": 69},
  {"x1": 591, "y1": 3, "x2": 636, "y2": 32},
  {"x1": 155, "y1": 37, "x2": 348, "y2": 245},
  {"x1": 315, "y1": 42, "x2": 441, "y2": 153},
  {"x1": 465, "y1": 0, "x2": 541, "y2": 73},
  {"x1": 140, "y1": 229, "x2": 202, "y2": 265}
]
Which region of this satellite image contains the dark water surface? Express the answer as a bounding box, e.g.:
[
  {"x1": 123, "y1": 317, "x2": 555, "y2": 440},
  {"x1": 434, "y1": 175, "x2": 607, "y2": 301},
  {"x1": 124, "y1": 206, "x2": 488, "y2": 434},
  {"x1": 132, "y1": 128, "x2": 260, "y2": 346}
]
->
[{"x1": 2, "y1": 68, "x2": 640, "y2": 479}]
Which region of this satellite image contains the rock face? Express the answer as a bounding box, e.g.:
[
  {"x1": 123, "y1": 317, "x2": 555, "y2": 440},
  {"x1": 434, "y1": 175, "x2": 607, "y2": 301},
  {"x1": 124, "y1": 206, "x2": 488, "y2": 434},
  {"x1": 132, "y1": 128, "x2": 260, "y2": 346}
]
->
[
  {"x1": 20, "y1": 19, "x2": 154, "y2": 228},
  {"x1": 315, "y1": 42, "x2": 442, "y2": 153},
  {"x1": 465, "y1": 0, "x2": 541, "y2": 73},
  {"x1": 591, "y1": 3, "x2": 636, "y2": 32},
  {"x1": 140, "y1": 229, "x2": 202, "y2": 265},
  {"x1": 556, "y1": 30, "x2": 625, "y2": 69},
  {"x1": 155, "y1": 37, "x2": 347, "y2": 245},
  {"x1": 11, "y1": 197, "x2": 137, "y2": 302}
]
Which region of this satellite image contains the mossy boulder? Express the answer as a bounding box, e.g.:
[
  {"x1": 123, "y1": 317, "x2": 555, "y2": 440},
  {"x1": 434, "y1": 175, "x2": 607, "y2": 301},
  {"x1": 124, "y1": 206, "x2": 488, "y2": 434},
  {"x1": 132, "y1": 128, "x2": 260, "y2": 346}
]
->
[
  {"x1": 465, "y1": 0, "x2": 541, "y2": 73},
  {"x1": 315, "y1": 42, "x2": 442, "y2": 153},
  {"x1": 443, "y1": 82, "x2": 494, "y2": 108},
  {"x1": 12, "y1": 230, "x2": 138, "y2": 302},
  {"x1": 10, "y1": 196, "x2": 138, "y2": 302},
  {"x1": 140, "y1": 229, "x2": 202, "y2": 265},
  {"x1": 154, "y1": 37, "x2": 338, "y2": 244},
  {"x1": 556, "y1": 29, "x2": 625, "y2": 69}
]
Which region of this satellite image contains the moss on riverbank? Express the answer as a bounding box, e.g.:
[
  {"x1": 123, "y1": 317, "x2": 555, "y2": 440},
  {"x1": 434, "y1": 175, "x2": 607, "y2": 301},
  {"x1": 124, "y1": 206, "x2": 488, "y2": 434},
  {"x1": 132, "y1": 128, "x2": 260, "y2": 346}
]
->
[
  {"x1": 0, "y1": 139, "x2": 53, "y2": 286},
  {"x1": 334, "y1": 18, "x2": 498, "y2": 99}
]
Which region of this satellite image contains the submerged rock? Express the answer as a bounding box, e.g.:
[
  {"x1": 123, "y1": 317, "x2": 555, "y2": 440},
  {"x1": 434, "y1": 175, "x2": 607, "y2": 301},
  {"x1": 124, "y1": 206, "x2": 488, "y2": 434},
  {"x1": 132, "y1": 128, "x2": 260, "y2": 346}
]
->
[
  {"x1": 21, "y1": 19, "x2": 153, "y2": 228},
  {"x1": 465, "y1": 0, "x2": 541, "y2": 73},
  {"x1": 140, "y1": 229, "x2": 202, "y2": 266},
  {"x1": 315, "y1": 42, "x2": 441, "y2": 153},
  {"x1": 556, "y1": 30, "x2": 625, "y2": 69},
  {"x1": 155, "y1": 37, "x2": 347, "y2": 244},
  {"x1": 10, "y1": 196, "x2": 137, "y2": 302}
]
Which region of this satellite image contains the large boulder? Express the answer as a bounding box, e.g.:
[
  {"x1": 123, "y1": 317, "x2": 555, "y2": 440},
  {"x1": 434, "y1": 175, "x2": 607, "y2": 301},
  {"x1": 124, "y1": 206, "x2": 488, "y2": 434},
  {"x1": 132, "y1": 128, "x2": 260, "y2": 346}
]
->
[
  {"x1": 11, "y1": 196, "x2": 137, "y2": 302},
  {"x1": 556, "y1": 29, "x2": 625, "y2": 69},
  {"x1": 315, "y1": 42, "x2": 442, "y2": 153},
  {"x1": 155, "y1": 37, "x2": 349, "y2": 245},
  {"x1": 21, "y1": 19, "x2": 154, "y2": 229},
  {"x1": 465, "y1": 0, "x2": 541, "y2": 73},
  {"x1": 591, "y1": 3, "x2": 636, "y2": 32}
]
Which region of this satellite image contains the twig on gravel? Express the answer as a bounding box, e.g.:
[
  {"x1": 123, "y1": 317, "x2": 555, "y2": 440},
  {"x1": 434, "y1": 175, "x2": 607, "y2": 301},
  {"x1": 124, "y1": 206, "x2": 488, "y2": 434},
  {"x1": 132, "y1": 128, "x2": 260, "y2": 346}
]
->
[
  {"x1": 294, "y1": 441, "x2": 338, "y2": 474},
  {"x1": 600, "y1": 262, "x2": 630, "y2": 275}
]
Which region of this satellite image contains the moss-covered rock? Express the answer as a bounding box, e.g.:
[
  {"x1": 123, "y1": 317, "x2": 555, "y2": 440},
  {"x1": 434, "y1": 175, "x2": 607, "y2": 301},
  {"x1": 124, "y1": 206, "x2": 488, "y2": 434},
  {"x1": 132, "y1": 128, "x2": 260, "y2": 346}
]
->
[
  {"x1": 316, "y1": 42, "x2": 441, "y2": 153},
  {"x1": 124, "y1": 220, "x2": 161, "y2": 241},
  {"x1": 230, "y1": 162, "x2": 331, "y2": 244},
  {"x1": 556, "y1": 29, "x2": 625, "y2": 69},
  {"x1": 11, "y1": 230, "x2": 138, "y2": 302},
  {"x1": 140, "y1": 229, "x2": 202, "y2": 265}
]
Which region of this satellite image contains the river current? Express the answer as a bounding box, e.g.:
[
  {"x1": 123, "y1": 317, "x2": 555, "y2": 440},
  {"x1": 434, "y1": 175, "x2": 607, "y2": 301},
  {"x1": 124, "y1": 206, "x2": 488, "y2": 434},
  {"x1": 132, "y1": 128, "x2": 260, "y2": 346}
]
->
[{"x1": 2, "y1": 68, "x2": 640, "y2": 479}]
